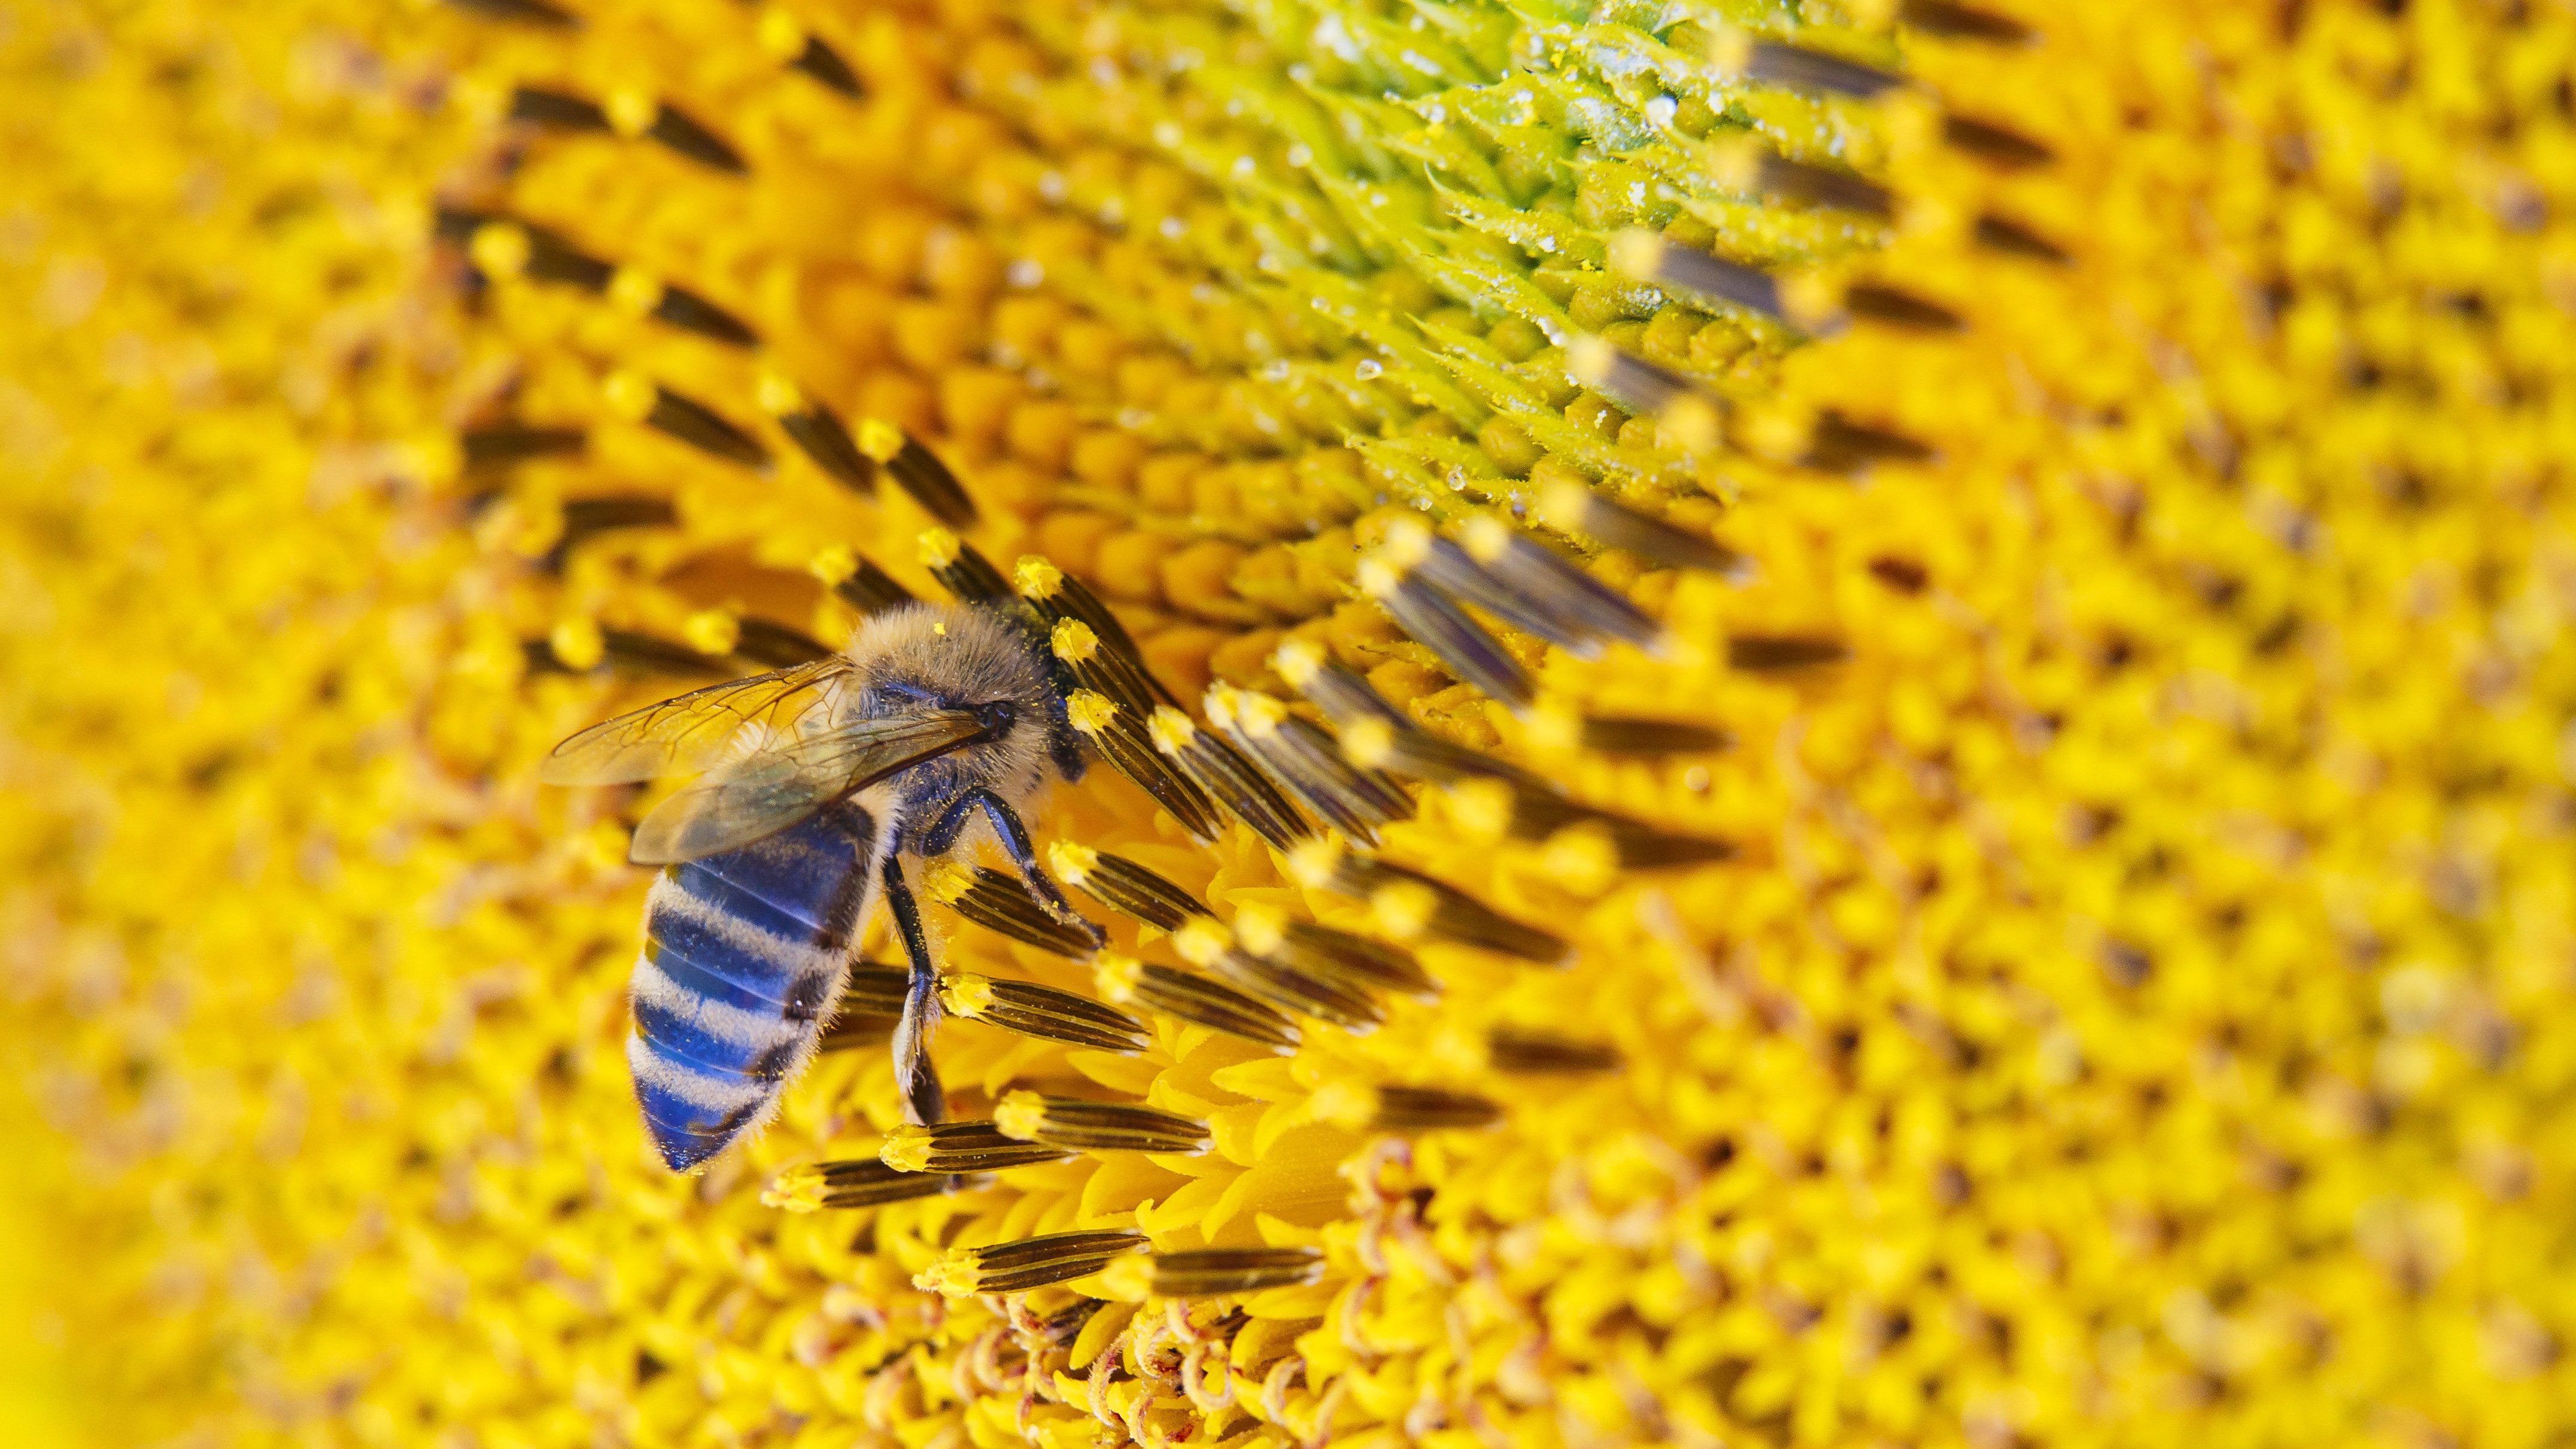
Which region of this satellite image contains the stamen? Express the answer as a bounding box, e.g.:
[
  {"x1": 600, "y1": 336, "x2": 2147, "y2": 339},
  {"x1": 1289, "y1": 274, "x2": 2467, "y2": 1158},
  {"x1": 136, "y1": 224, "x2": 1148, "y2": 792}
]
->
[
  {"x1": 789, "y1": 34, "x2": 865, "y2": 98},
  {"x1": 1271, "y1": 640, "x2": 1408, "y2": 731},
  {"x1": 1019, "y1": 554, "x2": 1177, "y2": 715},
  {"x1": 508, "y1": 86, "x2": 612, "y2": 133},
  {"x1": 1534, "y1": 478, "x2": 1746, "y2": 576},
  {"x1": 462, "y1": 424, "x2": 585, "y2": 471},
  {"x1": 1901, "y1": 0, "x2": 2035, "y2": 41},
  {"x1": 759, "y1": 378, "x2": 874, "y2": 494},
  {"x1": 552, "y1": 496, "x2": 674, "y2": 556},
  {"x1": 940, "y1": 973, "x2": 1148, "y2": 1053},
  {"x1": 1807, "y1": 413, "x2": 1936, "y2": 471},
  {"x1": 993, "y1": 1091, "x2": 1210, "y2": 1155},
  {"x1": 1486, "y1": 1028, "x2": 1623, "y2": 1076},
  {"x1": 1335, "y1": 714, "x2": 1545, "y2": 792},
  {"x1": 640, "y1": 104, "x2": 749, "y2": 174},
  {"x1": 603, "y1": 374, "x2": 770, "y2": 470},
  {"x1": 730, "y1": 618, "x2": 834, "y2": 667},
  {"x1": 1125, "y1": 1247, "x2": 1325, "y2": 1298},
  {"x1": 1973, "y1": 213, "x2": 2071, "y2": 264},
  {"x1": 1727, "y1": 634, "x2": 1849, "y2": 670},
  {"x1": 1286, "y1": 840, "x2": 1570, "y2": 966},
  {"x1": 1049, "y1": 843, "x2": 1213, "y2": 932},
  {"x1": 1313, "y1": 1082, "x2": 1503, "y2": 1132},
  {"x1": 1456, "y1": 515, "x2": 1662, "y2": 654},
  {"x1": 1149, "y1": 707, "x2": 1314, "y2": 850},
  {"x1": 764, "y1": 1159, "x2": 977, "y2": 1211},
  {"x1": 1711, "y1": 34, "x2": 1906, "y2": 100},
  {"x1": 1942, "y1": 114, "x2": 2055, "y2": 168},
  {"x1": 913, "y1": 528, "x2": 1014, "y2": 603},
  {"x1": 861, "y1": 423, "x2": 977, "y2": 526},
  {"x1": 1844, "y1": 285, "x2": 1967, "y2": 333},
  {"x1": 926, "y1": 863, "x2": 1104, "y2": 959},
  {"x1": 1094, "y1": 953, "x2": 1299, "y2": 1050},
  {"x1": 808, "y1": 549, "x2": 913, "y2": 616},
  {"x1": 1232, "y1": 902, "x2": 1435, "y2": 1000},
  {"x1": 1063, "y1": 691, "x2": 1228, "y2": 841},
  {"x1": 1608, "y1": 231, "x2": 1787, "y2": 320},
  {"x1": 444, "y1": 0, "x2": 576, "y2": 27},
  {"x1": 1356, "y1": 559, "x2": 1534, "y2": 710},
  {"x1": 1575, "y1": 715, "x2": 1733, "y2": 756},
  {"x1": 1206, "y1": 686, "x2": 1411, "y2": 845},
  {"x1": 915, "y1": 1230, "x2": 1148, "y2": 1296},
  {"x1": 881, "y1": 1122, "x2": 1077, "y2": 1174}
]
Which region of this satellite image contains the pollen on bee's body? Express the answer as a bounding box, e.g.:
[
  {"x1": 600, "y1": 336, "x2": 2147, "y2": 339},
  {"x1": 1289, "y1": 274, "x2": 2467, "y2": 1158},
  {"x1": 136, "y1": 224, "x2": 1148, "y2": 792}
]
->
[
  {"x1": 993, "y1": 1090, "x2": 1210, "y2": 1155},
  {"x1": 938, "y1": 973, "x2": 1147, "y2": 1052},
  {"x1": 880, "y1": 1122, "x2": 1077, "y2": 1174},
  {"x1": 914, "y1": 1229, "x2": 1148, "y2": 1297}
]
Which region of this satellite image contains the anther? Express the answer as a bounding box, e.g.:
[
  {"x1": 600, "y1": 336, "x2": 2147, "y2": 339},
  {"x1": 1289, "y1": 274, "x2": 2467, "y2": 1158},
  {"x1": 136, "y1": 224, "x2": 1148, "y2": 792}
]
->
[
  {"x1": 1093, "y1": 953, "x2": 1299, "y2": 1050},
  {"x1": 915, "y1": 1230, "x2": 1147, "y2": 1297},
  {"x1": 1050, "y1": 844, "x2": 1212, "y2": 932},
  {"x1": 1533, "y1": 479, "x2": 1745, "y2": 576},
  {"x1": 1114, "y1": 1247, "x2": 1325, "y2": 1298},
  {"x1": 764, "y1": 1158, "x2": 977, "y2": 1211},
  {"x1": 940, "y1": 973, "x2": 1147, "y2": 1052},
  {"x1": 881, "y1": 1122, "x2": 1077, "y2": 1174},
  {"x1": 993, "y1": 1091, "x2": 1210, "y2": 1155},
  {"x1": 1313, "y1": 1082, "x2": 1503, "y2": 1133},
  {"x1": 861, "y1": 423, "x2": 977, "y2": 526}
]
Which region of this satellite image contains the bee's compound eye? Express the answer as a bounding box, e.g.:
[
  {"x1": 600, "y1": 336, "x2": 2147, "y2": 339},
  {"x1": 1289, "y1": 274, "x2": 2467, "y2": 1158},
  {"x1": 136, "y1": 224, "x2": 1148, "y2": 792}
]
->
[{"x1": 973, "y1": 701, "x2": 1018, "y2": 737}]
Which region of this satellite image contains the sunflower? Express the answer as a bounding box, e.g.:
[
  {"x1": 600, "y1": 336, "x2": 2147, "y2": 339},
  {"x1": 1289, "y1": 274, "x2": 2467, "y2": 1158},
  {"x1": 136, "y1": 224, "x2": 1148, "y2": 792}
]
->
[{"x1": 5, "y1": 0, "x2": 2572, "y2": 1445}]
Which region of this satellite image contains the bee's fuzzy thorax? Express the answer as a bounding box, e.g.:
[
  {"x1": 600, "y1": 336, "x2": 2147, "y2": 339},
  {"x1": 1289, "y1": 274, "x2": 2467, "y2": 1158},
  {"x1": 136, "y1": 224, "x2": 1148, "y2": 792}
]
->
[{"x1": 843, "y1": 602, "x2": 1080, "y2": 845}]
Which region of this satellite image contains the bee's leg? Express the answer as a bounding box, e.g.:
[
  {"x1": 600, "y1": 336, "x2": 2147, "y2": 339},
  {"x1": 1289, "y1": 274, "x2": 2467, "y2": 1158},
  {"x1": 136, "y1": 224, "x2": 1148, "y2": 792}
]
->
[
  {"x1": 880, "y1": 851, "x2": 947, "y2": 1126},
  {"x1": 921, "y1": 788, "x2": 1106, "y2": 949}
]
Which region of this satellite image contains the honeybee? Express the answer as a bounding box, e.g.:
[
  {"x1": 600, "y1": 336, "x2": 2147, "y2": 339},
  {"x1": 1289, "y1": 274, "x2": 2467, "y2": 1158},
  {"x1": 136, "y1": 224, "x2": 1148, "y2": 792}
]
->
[{"x1": 542, "y1": 602, "x2": 1102, "y2": 1170}]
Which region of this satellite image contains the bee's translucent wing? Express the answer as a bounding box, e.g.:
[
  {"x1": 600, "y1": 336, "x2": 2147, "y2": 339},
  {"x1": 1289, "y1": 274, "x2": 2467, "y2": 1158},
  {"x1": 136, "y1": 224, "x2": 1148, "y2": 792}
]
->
[
  {"x1": 539, "y1": 658, "x2": 852, "y2": 786},
  {"x1": 627, "y1": 710, "x2": 992, "y2": 864}
]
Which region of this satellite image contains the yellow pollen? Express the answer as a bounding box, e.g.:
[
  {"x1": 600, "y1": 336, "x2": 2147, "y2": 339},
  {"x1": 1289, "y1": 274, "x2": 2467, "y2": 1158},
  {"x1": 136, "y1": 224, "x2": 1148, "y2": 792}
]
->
[
  {"x1": 1370, "y1": 882, "x2": 1436, "y2": 941},
  {"x1": 603, "y1": 87, "x2": 658, "y2": 138},
  {"x1": 921, "y1": 862, "x2": 976, "y2": 905},
  {"x1": 759, "y1": 1165, "x2": 830, "y2": 1213},
  {"x1": 546, "y1": 618, "x2": 604, "y2": 672},
  {"x1": 1271, "y1": 638, "x2": 1325, "y2": 687},
  {"x1": 877, "y1": 1129, "x2": 935, "y2": 1174},
  {"x1": 807, "y1": 544, "x2": 858, "y2": 587},
  {"x1": 1092, "y1": 953, "x2": 1145, "y2": 1004},
  {"x1": 1284, "y1": 836, "x2": 1346, "y2": 889},
  {"x1": 600, "y1": 369, "x2": 657, "y2": 423},
  {"x1": 466, "y1": 221, "x2": 529, "y2": 278},
  {"x1": 857, "y1": 418, "x2": 909, "y2": 463},
  {"x1": 1231, "y1": 901, "x2": 1287, "y2": 957},
  {"x1": 1065, "y1": 689, "x2": 1118, "y2": 734},
  {"x1": 914, "y1": 527, "x2": 959, "y2": 569},
  {"x1": 755, "y1": 370, "x2": 804, "y2": 417},
  {"x1": 681, "y1": 610, "x2": 739, "y2": 657},
  {"x1": 606, "y1": 265, "x2": 663, "y2": 315},
  {"x1": 939, "y1": 973, "x2": 997, "y2": 1016},
  {"x1": 1146, "y1": 706, "x2": 1196, "y2": 755},
  {"x1": 992, "y1": 1090, "x2": 1047, "y2": 1141},
  {"x1": 1046, "y1": 840, "x2": 1099, "y2": 884},
  {"x1": 1014, "y1": 555, "x2": 1065, "y2": 599},
  {"x1": 754, "y1": 5, "x2": 806, "y2": 59},
  {"x1": 1341, "y1": 716, "x2": 1397, "y2": 769},
  {"x1": 1050, "y1": 618, "x2": 1099, "y2": 664},
  {"x1": 1172, "y1": 916, "x2": 1231, "y2": 968}
]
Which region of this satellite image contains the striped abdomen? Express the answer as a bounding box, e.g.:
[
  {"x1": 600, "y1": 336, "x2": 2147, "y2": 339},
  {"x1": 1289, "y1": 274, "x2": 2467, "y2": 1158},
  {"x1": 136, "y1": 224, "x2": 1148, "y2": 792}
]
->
[{"x1": 627, "y1": 806, "x2": 879, "y2": 1170}]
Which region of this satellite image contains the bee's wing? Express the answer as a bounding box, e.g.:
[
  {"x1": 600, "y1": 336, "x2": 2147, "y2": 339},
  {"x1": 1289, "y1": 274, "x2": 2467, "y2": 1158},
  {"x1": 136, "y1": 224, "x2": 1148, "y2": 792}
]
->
[
  {"x1": 539, "y1": 658, "x2": 852, "y2": 786},
  {"x1": 627, "y1": 710, "x2": 992, "y2": 864}
]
